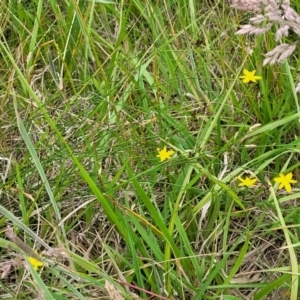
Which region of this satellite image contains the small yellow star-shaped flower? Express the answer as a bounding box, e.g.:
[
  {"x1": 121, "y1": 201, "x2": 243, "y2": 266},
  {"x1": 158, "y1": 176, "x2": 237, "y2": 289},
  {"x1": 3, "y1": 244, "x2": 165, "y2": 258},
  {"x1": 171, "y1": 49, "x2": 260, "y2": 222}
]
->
[
  {"x1": 238, "y1": 176, "x2": 258, "y2": 187},
  {"x1": 239, "y1": 69, "x2": 262, "y2": 83},
  {"x1": 156, "y1": 146, "x2": 174, "y2": 162},
  {"x1": 27, "y1": 254, "x2": 44, "y2": 270},
  {"x1": 274, "y1": 173, "x2": 297, "y2": 193}
]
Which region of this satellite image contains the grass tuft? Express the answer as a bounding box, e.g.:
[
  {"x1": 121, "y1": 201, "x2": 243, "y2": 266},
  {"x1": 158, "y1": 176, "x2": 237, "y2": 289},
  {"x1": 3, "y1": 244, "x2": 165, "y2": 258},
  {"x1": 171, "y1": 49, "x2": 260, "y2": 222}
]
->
[{"x1": 1, "y1": 0, "x2": 300, "y2": 299}]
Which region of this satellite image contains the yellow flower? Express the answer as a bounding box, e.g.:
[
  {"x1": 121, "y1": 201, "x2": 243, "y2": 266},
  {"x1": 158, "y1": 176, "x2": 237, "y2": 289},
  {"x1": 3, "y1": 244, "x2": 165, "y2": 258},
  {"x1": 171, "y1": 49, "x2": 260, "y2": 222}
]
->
[
  {"x1": 27, "y1": 255, "x2": 44, "y2": 270},
  {"x1": 238, "y1": 176, "x2": 257, "y2": 187},
  {"x1": 239, "y1": 69, "x2": 262, "y2": 83},
  {"x1": 156, "y1": 146, "x2": 174, "y2": 162},
  {"x1": 274, "y1": 173, "x2": 297, "y2": 193}
]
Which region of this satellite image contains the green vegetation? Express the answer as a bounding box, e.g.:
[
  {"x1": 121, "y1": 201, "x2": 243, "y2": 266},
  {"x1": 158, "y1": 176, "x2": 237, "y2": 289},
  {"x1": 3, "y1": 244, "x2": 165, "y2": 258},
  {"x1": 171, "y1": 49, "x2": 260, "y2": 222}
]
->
[{"x1": 0, "y1": 0, "x2": 300, "y2": 299}]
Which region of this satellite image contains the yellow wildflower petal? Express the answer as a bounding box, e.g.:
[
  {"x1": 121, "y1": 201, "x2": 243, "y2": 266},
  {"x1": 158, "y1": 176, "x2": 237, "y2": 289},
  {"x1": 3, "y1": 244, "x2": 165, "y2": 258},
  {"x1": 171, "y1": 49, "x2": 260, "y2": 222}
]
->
[
  {"x1": 286, "y1": 173, "x2": 292, "y2": 180},
  {"x1": 285, "y1": 183, "x2": 292, "y2": 193},
  {"x1": 274, "y1": 173, "x2": 284, "y2": 183},
  {"x1": 285, "y1": 172, "x2": 297, "y2": 183}
]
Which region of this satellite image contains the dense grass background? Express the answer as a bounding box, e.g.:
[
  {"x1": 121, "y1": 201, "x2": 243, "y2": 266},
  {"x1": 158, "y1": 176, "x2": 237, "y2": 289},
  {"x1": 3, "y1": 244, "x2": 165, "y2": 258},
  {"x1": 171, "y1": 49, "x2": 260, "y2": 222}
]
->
[{"x1": 1, "y1": 0, "x2": 300, "y2": 299}]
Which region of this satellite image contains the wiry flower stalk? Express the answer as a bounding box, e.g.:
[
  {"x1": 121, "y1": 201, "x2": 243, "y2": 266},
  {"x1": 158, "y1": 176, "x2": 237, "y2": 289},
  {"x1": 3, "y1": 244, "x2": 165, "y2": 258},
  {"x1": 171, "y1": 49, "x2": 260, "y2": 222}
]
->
[{"x1": 231, "y1": 0, "x2": 300, "y2": 91}]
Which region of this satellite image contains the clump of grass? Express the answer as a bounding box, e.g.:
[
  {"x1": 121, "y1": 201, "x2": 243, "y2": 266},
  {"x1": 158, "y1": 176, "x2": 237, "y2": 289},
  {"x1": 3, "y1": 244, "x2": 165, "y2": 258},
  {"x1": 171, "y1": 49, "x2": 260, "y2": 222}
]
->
[{"x1": 0, "y1": 0, "x2": 300, "y2": 299}]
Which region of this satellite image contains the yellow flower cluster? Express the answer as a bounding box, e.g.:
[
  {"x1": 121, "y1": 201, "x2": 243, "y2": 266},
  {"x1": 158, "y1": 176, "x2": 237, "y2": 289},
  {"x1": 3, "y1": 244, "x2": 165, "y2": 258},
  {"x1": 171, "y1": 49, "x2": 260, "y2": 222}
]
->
[
  {"x1": 155, "y1": 146, "x2": 297, "y2": 194},
  {"x1": 155, "y1": 69, "x2": 261, "y2": 163},
  {"x1": 238, "y1": 173, "x2": 297, "y2": 193}
]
